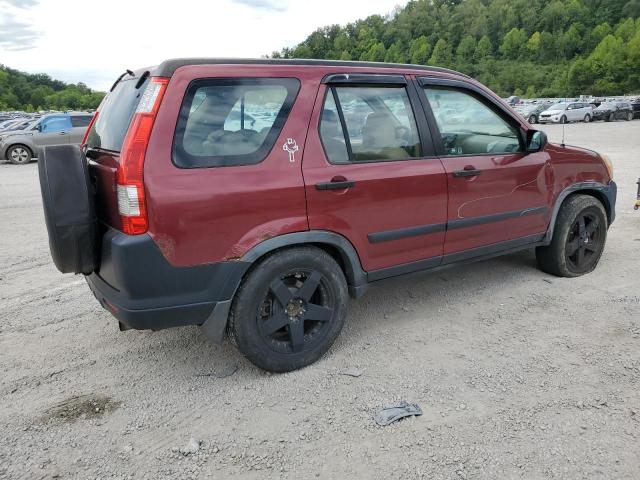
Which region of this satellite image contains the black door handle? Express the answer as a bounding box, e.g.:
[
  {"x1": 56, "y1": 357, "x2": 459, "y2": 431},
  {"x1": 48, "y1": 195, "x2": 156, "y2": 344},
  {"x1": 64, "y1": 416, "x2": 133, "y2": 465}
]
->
[
  {"x1": 453, "y1": 168, "x2": 482, "y2": 177},
  {"x1": 316, "y1": 180, "x2": 355, "y2": 191}
]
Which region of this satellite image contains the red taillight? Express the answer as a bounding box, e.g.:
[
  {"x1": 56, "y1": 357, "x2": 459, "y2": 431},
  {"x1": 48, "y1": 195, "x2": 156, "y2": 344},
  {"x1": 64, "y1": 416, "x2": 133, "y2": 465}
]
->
[
  {"x1": 117, "y1": 77, "x2": 168, "y2": 235},
  {"x1": 81, "y1": 112, "x2": 98, "y2": 147}
]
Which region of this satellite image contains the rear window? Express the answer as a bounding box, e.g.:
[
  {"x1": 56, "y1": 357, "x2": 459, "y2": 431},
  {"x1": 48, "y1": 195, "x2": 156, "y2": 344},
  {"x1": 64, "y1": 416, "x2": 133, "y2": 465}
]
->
[
  {"x1": 85, "y1": 78, "x2": 147, "y2": 152},
  {"x1": 70, "y1": 115, "x2": 93, "y2": 127},
  {"x1": 173, "y1": 78, "x2": 300, "y2": 168}
]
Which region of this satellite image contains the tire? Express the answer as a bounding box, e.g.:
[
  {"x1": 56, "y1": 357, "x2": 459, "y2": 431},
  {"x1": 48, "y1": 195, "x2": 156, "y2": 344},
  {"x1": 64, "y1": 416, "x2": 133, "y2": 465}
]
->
[
  {"x1": 627, "y1": 112, "x2": 633, "y2": 121},
  {"x1": 7, "y1": 144, "x2": 33, "y2": 165},
  {"x1": 528, "y1": 115, "x2": 537, "y2": 124},
  {"x1": 228, "y1": 246, "x2": 348, "y2": 372},
  {"x1": 560, "y1": 115, "x2": 567, "y2": 124},
  {"x1": 608, "y1": 113, "x2": 614, "y2": 122},
  {"x1": 583, "y1": 114, "x2": 591, "y2": 123},
  {"x1": 536, "y1": 195, "x2": 607, "y2": 278},
  {"x1": 38, "y1": 144, "x2": 98, "y2": 274}
]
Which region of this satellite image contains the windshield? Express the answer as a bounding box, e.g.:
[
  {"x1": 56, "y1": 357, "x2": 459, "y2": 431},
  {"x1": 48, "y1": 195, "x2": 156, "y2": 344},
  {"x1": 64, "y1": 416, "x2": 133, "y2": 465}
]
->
[
  {"x1": 548, "y1": 103, "x2": 567, "y2": 110},
  {"x1": 597, "y1": 102, "x2": 616, "y2": 109}
]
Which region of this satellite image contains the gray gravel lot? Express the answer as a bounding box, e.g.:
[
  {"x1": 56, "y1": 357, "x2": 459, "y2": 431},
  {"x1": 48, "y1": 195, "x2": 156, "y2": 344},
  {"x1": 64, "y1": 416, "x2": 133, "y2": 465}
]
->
[{"x1": 1, "y1": 121, "x2": 639, "y2": 480}]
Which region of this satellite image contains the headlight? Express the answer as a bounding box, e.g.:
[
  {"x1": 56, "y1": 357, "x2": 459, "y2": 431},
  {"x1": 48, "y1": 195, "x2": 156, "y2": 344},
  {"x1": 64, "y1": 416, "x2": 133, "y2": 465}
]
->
[{"x1": 600, "y1": 153, "x2": 614, "y2": 180}]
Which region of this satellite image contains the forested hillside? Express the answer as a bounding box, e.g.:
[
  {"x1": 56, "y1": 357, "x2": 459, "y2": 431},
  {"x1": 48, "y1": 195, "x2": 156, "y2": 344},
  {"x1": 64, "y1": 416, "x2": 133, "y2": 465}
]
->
[
  {"x1": 272, "y1": 0, "x2": 640, "y2": 97},
  {"x1": 0, "y1": 65, "x2": 104, "y2": 112}
]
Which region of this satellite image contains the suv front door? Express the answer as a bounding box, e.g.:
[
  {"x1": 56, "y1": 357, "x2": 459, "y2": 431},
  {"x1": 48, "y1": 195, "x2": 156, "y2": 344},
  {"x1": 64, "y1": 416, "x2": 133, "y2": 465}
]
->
[
  {"x1": 417, "y1": 78, "x2": 551, "y2": 259},
  {"x1": 36, "y1": 116, "x2": 73, "y2": 147},
  {"x1": 303, "y1": 74, "x2": 448, "y2": 275}
]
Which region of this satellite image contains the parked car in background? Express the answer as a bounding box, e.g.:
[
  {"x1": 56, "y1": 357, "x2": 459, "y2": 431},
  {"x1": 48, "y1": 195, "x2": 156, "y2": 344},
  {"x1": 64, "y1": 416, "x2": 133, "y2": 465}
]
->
[
  {"x1": 592, "y1": 102, "x2": 634, "y2": 122},
  {"x1": 0, "y1": 112, "x2": 93, "y2": 164},
  {"x1": 632, "y1": 100, "x2": 640, "y2": 119},
  {"x1": 514, "y1": 103, "x2": 552, "y2": 124},
  {"x1": 539, "y1": 102, "x2": 593, "y2": 124},
  {"x1": 38, "y1": 58, "x2": 616, "y2": 372}
]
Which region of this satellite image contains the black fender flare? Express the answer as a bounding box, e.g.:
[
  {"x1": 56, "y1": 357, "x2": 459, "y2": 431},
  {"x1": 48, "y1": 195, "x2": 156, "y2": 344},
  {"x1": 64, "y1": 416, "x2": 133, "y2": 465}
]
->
[
  {"x1": 543, "y1": 181, "x2": 616, "y2": 243},
  {"x1": 201, "y1": 230, "x2": 368, "y2": 344},
  {"x1": 241, "y1": 230, "x2": 368, "y2": 296}
]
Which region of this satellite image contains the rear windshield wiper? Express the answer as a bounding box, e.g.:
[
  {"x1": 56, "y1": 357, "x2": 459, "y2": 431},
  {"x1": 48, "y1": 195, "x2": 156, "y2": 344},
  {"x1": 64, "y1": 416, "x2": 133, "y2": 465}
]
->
[{"x1": 109, "y1": 69, "x2": 134, "y2": 92}]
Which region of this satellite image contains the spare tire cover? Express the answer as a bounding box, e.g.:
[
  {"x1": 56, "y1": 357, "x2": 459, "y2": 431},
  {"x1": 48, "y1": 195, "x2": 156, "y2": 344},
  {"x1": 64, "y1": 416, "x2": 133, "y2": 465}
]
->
[{"x1": 38, "y1": 144, "x2": 98, "y2": 274}]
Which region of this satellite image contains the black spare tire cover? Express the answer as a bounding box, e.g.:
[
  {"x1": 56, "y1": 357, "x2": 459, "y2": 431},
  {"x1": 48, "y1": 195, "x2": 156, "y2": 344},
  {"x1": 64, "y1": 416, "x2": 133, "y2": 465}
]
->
[{"x1": 38, "y1": 144, "x2": 98, "y2": 274}]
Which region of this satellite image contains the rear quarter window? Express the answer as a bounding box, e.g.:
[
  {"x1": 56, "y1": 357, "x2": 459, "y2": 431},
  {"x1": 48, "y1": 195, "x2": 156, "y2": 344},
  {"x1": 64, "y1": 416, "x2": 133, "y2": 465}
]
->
[
  {"x1": 70, "y1": 115, "x2": 94, "y2": 127},
  {"x1": 173, "y1": 78, "x2": 300, "y2": 168}
]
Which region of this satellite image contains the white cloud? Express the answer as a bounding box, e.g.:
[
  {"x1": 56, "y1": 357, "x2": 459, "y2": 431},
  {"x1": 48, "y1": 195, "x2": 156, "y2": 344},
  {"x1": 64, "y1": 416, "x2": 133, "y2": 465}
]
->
[{"x1": 0, "y1": 0, "x2": 404, "y2": 91}]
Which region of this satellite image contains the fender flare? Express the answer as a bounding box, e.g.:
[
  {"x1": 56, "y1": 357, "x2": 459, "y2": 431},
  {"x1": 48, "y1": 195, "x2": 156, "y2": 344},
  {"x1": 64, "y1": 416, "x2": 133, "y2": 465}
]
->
[
  {"x1": 241, "y1": 230, "x2": 368, "y2": 296},
  {"x1": 543, "y1": 181, "x2": 616, "y2": 243},
  {"x1": 201, "y1": 230, "x2": 368, "y2": 343}
]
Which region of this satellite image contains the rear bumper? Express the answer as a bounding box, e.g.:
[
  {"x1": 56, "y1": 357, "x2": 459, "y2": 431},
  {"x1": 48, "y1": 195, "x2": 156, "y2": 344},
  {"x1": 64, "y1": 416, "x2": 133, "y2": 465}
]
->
[{"x1": 86, "y1": 229, "x2": 250, "y2": 337}]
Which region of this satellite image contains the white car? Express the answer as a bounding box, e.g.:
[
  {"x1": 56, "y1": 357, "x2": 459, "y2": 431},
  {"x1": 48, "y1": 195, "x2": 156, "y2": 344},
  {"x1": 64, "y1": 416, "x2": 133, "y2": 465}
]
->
[{"x1": 538, "y1": 102, "x2": 593, "y2": 124}]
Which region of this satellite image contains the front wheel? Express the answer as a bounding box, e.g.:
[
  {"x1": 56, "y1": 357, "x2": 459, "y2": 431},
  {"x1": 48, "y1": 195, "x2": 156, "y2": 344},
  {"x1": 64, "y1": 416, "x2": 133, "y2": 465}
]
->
[
  {"x1": 228, "y1": 247, "x2": 348, "y2": 372},
  {"x1": 583, "y1": 114, "x2": 591, "y2": 123},
  {"x1": 528, "y1": 115, "x2": 537, "y2": 124},
  {"x1": 7, "y1": 145, "x2": 33, "y2": 165},
  {"x1": 560, "y1": 115, "x2": 567, "y2": 124},
  {"x1": 627, "y1": 112, "x2": 633, "y2": 121},
  {"x1": 536, "y1": 195, "x2": 607, "y2": 277}
]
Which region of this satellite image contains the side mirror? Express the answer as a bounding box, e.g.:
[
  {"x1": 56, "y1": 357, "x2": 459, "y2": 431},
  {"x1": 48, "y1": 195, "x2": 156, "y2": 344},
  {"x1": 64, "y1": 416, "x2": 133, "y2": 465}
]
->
[
  {"x1": 36, "y1": 123, "x2": 42, "y2": 132},
  {"x1": 527, "y1": 130, "x2": 547, "y2": 152}
]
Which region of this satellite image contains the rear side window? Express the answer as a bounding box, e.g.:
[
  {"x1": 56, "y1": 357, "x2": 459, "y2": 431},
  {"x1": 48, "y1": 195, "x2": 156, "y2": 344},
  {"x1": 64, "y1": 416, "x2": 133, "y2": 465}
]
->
[
  {"x1": 41, "y1": 116, "x2": 72, "y2": 133},
  {"x1": 85, "y1": 78, "x2": 146, "y2": 152},
  {"x1": 319, "y1": 85, "x2": 422, "y2": 163},
  {"x1": 70, "y1": 115, "x2": 93, "y2": 127},
  {"x1": 173, "y1": 78, "x2": 300, "y2": 168}
]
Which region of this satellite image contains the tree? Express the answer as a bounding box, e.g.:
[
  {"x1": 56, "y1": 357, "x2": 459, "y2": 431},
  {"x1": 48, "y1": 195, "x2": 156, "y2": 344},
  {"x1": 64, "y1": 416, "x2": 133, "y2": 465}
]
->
[
  {"x1": 475, "y1": 35, "x2": 493, "y2": 61},
  {"x1": 429, "y1": 39, "x2": 453, "y2": 66},
  {"x1": 456, "y1": 35, "x2": 477, "y2": 63},
  {"x1": 408, "y1": 36, "x2": 432, "y2": 65},
  {"x1": 499, "y1": 28, "x2": 527, "y2": 59},
  {"x1": 525, "y1": 32, "x2": 542, "y2": 60}
]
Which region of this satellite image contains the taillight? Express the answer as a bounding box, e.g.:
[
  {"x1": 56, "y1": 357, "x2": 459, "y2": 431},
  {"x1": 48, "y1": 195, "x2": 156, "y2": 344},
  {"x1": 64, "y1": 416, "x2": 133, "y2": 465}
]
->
[
  {"x1": 117, "y1": 77, "x2": 168, "y2": 235},
  {"x1": 81, "y1": 112, "x2": 98, "y2": 147}
]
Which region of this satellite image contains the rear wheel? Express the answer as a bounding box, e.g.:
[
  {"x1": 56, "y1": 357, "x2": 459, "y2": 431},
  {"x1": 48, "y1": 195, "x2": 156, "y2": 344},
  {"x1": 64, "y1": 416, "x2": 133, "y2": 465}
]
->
[
  {"x1": 228, "y1": 247, "x2": 348, "y2": 372},
  {"x1": 7, "y1": 144, "x2": 32, "y2": 165},
  {"x1": 536, "y1": 195, "x2": 607, "y2": 277},
  {"x1": 583, "y1": 114, "x2": 591, "y2": 123}
]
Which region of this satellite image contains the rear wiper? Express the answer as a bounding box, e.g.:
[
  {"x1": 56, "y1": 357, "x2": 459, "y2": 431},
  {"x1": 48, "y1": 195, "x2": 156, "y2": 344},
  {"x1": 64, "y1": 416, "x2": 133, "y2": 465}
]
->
[{"x1": 109, "y1": 69, "x2": 134, "y2": 92}]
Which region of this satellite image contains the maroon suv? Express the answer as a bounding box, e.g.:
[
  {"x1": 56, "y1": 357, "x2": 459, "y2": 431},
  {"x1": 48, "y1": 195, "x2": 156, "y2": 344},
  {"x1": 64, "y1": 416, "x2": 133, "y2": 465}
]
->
[{"x1": 38, "y1": 59, "x2": 616, "y2": 372}]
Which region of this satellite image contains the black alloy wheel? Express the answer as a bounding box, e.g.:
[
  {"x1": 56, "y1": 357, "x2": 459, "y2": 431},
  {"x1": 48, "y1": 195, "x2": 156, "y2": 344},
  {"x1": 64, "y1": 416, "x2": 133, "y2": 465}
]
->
[
  {"x1": 564, "y1": 211, "x2": 604, "y2": 274},
  {"x1": 258, "y1": 269, "x2": 335, "y2": 354}
]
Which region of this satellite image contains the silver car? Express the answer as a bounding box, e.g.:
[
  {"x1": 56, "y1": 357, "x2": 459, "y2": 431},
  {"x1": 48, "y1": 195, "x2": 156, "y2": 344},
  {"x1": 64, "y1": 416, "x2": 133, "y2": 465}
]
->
[
  {"x1": 538, "y1": 102, "x2": 593, "y2": 124},
  {"x1": 0, "y1": 112, "x2": 94, "y2": 164}
]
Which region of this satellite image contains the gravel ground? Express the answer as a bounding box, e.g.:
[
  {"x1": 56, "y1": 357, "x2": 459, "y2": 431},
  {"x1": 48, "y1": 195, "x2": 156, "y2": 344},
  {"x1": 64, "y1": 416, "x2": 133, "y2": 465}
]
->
[{"x1": 1, "y1": 121, "x2": 639, "y2": 480}]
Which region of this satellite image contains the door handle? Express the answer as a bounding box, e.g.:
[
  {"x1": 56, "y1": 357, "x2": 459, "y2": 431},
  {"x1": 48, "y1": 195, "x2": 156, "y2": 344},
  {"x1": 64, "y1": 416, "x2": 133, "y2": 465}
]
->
[
  {"x1": 58, "y1": 131, "x2": 68, "y2": 135},
  {"x1": 315, "y1": 179, "x2": 355, "y2": 191},
  {"x1": 453, "y1": 166, "x2": 482, "y2": 177}
]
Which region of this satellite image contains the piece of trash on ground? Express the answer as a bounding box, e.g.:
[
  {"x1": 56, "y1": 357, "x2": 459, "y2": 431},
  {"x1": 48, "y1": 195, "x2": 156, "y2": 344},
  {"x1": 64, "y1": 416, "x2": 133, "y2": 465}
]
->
[
  {"x1": 339, "y1": 367, "x2": 363, "y2": 378},
  {"x1": 373, "y1": 400, "x2": 422, "y2": 426}
]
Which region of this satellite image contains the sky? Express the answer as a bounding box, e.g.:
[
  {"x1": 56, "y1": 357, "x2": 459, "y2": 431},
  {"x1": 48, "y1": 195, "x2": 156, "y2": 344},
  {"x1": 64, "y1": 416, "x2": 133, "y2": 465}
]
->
[{"x1": 0, "y1": 0, "x2": 405, "y2": 91}]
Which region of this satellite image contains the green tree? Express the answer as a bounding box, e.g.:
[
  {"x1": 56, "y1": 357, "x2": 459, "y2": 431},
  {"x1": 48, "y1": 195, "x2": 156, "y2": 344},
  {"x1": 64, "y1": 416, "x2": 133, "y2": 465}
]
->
[
  {"x1": 499, "y1": 28, "x2": 527, "y2": 59},
  {"x1": 429, "y1": 39, "x2": 453, "y2": 66},
  {"x1": 475, "y1": 35, "x2": 493, "y2": 61},
  {"x1": 456, "y1": 35, "x2": 477, "y2": 63},
  {"x1": 408, "y1": 36, "x2": 432, "y2": 65}
]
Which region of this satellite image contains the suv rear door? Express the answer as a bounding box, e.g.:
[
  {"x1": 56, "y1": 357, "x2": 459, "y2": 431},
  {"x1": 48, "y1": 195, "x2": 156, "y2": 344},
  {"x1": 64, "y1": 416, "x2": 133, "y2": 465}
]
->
[
  {"x1": 69, "y1": 114, "x2": 94, "y2": 144},
  {"x1": 36, "y1": 115, "x2": 73, "y2": 147},
  {"x1": 416, "y1": 77, "x2": 551, "y2": 258},
  {"x1": 303, "y1": 74, "x2": 448, "y2": 275}
]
